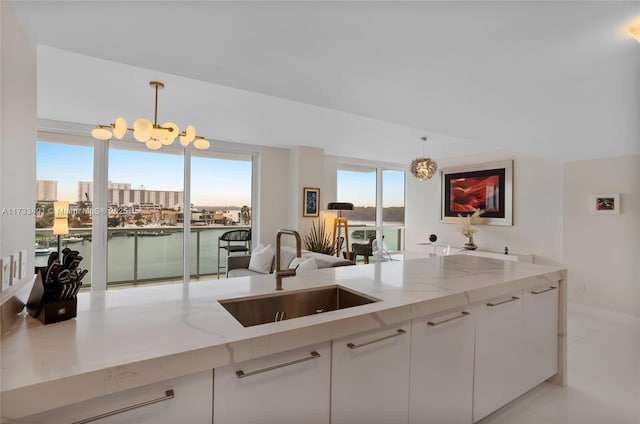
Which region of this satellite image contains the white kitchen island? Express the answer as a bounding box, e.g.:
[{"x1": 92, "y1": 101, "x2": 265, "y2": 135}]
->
[{"x1": 0, "y1": 255, "x2": 566, "y2": 423}]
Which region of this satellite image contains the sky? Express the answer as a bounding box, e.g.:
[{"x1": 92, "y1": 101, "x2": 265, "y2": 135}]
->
[
  {"x1": 37, "y1": 142, "x2": 405, "y2": 208},
  {"x1": 337, "y1": 169, "x2": 405, "y2": 207},
  {"x1": 37, "y1": 142, "x2": 252, "y2": 206}
]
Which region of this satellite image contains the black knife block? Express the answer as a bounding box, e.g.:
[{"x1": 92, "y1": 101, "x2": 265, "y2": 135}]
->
[{"x1": 26, "y1": 270, "x2": 77, "y2": 325}]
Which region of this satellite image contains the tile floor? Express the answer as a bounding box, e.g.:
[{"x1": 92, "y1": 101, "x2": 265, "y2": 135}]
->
[{"x1": 480, "y1": 303, "x2": 640, "y2": 424}]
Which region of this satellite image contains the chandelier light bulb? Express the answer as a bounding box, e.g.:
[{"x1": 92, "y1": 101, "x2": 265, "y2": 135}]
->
[
  {"x1": 194, "y1": 137, "x2": 210, "y2": 150},
  {"x1": 181, "y1": 125, "x2": 196, "y2": 144},
  {"x1": 160, "y1": 135, "x2": 174, "y2": 145},
  {"x1": 145, "y1": 139, "x2": 162, "y2": 150},
  {"x1": 133, "y1": 118, "x2": 152, "y2": 142},
  {"x1": 163, "y1": 122, "x2": 179, "y2": 141},
  {"x1": 113, "y1": 117, "x2": 127, "y2": 139},
  {"x1": 91, "y1": 127, "x2": 112, "y2": 140},
  {"x1": 150, "y1": 126, "x2": 165, "y2": 141}
]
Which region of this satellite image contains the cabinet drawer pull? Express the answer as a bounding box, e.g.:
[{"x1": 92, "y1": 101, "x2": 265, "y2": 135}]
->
[
  {"x1": 347, "y1": 329, "x2": 407, "y2": 349},
  {"x1": 531, "y1": 286, "x2": 557, "y2": 295},
  {"x1": 427, "y1": 311, "x2": 470, "y2": 326},
  {"x1": 235, "y1": 351, "x2": 320, "y2": 379},
  {"x1": 72, "y1": 390, "x2": 175, "y2": 424},
  {"x1": 487, "y1": 296, "x2": 519, "y2": 307}
]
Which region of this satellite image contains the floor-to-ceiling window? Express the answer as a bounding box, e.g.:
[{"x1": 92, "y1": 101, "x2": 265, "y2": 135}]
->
[
  {"x1": 36, "y1": 132, "x2": 255, "y2": 290},
  {"x1": 337, "y1": 164, "x2": 405, "y2": 259},
  {"x1": 189, "y1": 152, "x2": 253, "y2": 279},
  {"x1": 107, "y1": 146, "x2": 184, "y2": 287},
  {"x1": 381, "y1": 169, "x2": 405, "y2": 251},
  {"x1": 36, "y1": 141, "x2": 94, "y2": 285}
]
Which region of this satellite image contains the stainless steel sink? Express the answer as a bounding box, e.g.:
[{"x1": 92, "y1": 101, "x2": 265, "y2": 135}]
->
[{"x1": 219, "y1": 285, "x2": 380, "y2": 327}]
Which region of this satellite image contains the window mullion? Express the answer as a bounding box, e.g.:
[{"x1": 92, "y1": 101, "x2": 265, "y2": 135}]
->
[
  {"x1": 91, "y1": 139, "x2": 109, "y2": 291},
  {"x1": 183, "y1": 148, "x2": 191, "y2": 285},
  {"x1": 376, "y1": 167, "x2": 383, "y2": 241}
]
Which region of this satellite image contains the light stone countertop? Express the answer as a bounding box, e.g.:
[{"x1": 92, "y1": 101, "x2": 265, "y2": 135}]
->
[{"x1": 0, "y1": 255, "x2": 566, "y2": 420}]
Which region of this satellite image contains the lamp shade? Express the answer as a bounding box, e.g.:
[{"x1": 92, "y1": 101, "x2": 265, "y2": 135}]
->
[
  {"x1": 53, "y1": 201, "x2": 69, "y2": 235},
  {"x1": 327, "y1": 202, "x2": 354, "y2": 211}
]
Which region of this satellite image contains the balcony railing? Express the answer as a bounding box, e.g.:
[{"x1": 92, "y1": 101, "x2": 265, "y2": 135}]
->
[
  {"x1": 35, "y1": 224, "x2": 402, "y2": 288},
  {"x1": 36, "y1": 226, "x2": 251, "y2": 288}
]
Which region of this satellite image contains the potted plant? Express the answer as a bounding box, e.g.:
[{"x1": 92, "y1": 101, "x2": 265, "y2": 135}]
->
[{"x1": 303, "y1": 219, "x2": 336, "y2": 256}]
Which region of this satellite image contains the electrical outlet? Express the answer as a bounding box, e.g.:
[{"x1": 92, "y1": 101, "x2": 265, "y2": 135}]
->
[
  {"x1": 1, "y1": 257, "x2": 10, "y2": 290},
  {"x1": 19, "y1": 249, "x2": 28, "y2": 279}
]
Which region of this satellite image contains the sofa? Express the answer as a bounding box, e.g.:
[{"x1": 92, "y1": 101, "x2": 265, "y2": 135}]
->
[{"x1": 226, "y1": 246, "x2": 355, "y2": 278}]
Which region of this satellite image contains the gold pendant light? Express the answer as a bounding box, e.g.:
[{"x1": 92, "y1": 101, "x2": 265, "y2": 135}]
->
[
  {"x1": 91, "y1": 81, "x2": 210, "y2": 150},
  {"x1": 410, "y1": 136, "x2": 438, "y2": 180}
]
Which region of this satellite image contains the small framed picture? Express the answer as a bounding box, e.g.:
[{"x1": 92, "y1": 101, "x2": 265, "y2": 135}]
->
[
  {"x1": 303, "y1": 187, "x2": 320, "y2": 217},
  {"x1": 591, "y1": 193, "x2": 620, "y2": 214}
]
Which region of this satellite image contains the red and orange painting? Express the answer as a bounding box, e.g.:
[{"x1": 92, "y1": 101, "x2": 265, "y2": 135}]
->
[
  {"x1": 450, "y1": 175, "x2": 500, "y2": 212},
  {"x1": 442, "y1": 167, "x2": 506, "y2": 219}
]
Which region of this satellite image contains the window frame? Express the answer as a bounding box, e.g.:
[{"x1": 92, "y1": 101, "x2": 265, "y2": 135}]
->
[
  {"x1": 336, "y1": 160, "x2": 407, "y2": 253},
  {"x1": 37, "y1": 127, "x2": 258, "y2": 290}
]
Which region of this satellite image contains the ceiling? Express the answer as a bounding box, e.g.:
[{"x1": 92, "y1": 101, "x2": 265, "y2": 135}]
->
[{"x1": 9, "y1": 1, "x2": 640, "y2": 164}]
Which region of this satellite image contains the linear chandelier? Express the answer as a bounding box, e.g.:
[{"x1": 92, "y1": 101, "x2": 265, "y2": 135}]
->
[
  {"x1": 410, "y1": 136, "x2": 438, "y2": 180},
  {"x1": 91, "y1": 81, "x2": 210, "y2": 150}
]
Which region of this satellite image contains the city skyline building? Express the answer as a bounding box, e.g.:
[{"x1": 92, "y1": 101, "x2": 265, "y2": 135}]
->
[
  {"x1": 78, "y1": 181, "x2": 184, "y2": 210},
  {"x1": 36, "y1": 180, "x2": 57, "y2": 201}
]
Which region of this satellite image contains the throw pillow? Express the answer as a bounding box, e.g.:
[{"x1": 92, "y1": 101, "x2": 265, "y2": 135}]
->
[
  {"x1": 248, "y1": 244, "x2": 274, "y2": 274},
  {"x1": 289, "y1": 257, "x2": 318, "y2": 273}
]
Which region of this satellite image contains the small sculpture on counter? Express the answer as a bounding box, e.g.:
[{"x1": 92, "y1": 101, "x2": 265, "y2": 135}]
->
[{"x1": 459, "y1": 209, "x2": 483, "y2": 251}]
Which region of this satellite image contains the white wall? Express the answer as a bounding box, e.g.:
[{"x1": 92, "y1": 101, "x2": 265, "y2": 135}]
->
[
  {"x1": 287, "y1": 146, "x2": 326, "y2": 240},
  {"x1": 256, "y1": 146, "x2": 290, "y2": 248},
  {"x1": 0, "y1": 1, "x2": 37, "y2": 283},
  {"x1": 406, "y1": 150, "x2": 564, "y2": 266},
  {"x1": 564, "y1": 156, "x2": 640, "y2": 317}
]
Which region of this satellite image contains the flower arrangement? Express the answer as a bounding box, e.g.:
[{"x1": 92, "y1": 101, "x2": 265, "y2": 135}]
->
[{"x1": 459, "y1": 209, "x2": 483, "y2": 238}]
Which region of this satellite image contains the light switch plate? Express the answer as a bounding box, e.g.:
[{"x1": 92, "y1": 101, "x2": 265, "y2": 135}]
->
[
  {"x1": 11, "y1": 254, "x2": 19, "y2": 284},
  {"x1": 1, "y1": 257, "x2": 10, "y2": 290},
  {"x1": 19, "y1": 249, "x2": 28, "y2": 279}
]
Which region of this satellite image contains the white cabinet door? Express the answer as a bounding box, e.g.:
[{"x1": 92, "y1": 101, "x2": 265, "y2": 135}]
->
[
  {"x1": 522, "y1": 284, "x2": 558, "y2": 388},
  {"x1": 473, "y1": 291, "x2": 524, "y2": 423},
  {"x1": 331, "y1": 321, "x2": 411, "y2": 424},
  {"x1": 14, "y1": 370, "x2": 213, "y2": 424},
  {"x1": 409, "y1": 307, "x2": 474, "y2": 424},
  {"x1": 213, "y1": 341, "x2": 331, "y2": 424}
]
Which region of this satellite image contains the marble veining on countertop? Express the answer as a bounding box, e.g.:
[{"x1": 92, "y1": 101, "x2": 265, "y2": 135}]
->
[{"x1": 0, "y1": 255, "x2": 565, "y2": 420}]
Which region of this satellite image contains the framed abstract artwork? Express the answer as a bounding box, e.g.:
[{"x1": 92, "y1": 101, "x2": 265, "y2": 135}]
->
[
  {"x1": 591, "y1": 193, "x2": 619, "y2": 215},
  {"x1": 441, "y1": 159, "x2": 513, "y2": 226},
  {"x1": 303, "y1": 187, "x2": 320, "y2": 217}
]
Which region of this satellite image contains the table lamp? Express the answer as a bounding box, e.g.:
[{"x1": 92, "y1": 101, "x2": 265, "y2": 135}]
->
[
  {"x1": 53, "y1": 201, "x2": 69, "y2": 257},
  {"x1": 327, "y1": 202, "x2": 353, "y2": 259}
]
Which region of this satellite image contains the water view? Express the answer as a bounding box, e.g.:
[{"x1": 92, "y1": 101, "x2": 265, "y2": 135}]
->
[{"x1": 35, "y1": 225, "x2": 401, "y2": 288}]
